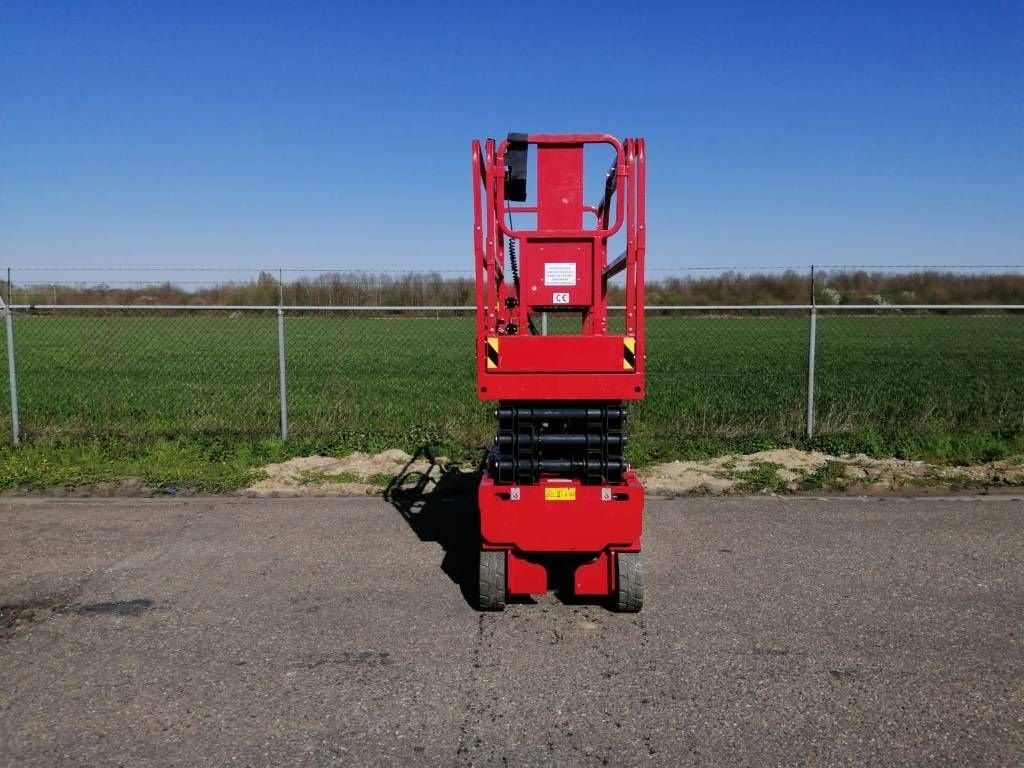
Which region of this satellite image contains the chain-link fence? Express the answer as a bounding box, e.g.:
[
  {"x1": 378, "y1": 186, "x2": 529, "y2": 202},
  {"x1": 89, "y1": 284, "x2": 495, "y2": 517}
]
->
[{"x1": 2, "y1": 302, "x2": 1022, "y2": 458}]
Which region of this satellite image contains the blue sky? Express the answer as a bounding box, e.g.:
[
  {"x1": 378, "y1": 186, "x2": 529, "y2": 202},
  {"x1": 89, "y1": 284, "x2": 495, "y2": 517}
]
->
[{"x1": 2, "y1": 0, "x2": 1022, "y2": 279}]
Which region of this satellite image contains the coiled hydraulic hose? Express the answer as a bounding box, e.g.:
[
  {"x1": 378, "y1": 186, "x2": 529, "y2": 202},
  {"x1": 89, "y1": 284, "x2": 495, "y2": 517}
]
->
[{"x1": 505, "y1": 223, "x2": 538, "y2": 335}]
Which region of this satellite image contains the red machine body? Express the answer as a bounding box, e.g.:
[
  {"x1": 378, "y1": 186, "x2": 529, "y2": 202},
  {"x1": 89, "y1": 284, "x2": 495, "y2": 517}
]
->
[
  {"x1": 473, "y1": 134, "x2": 646, "y2": 400},
  {"x1": 471, "y1": 133, "x2": 647, "y2": 611}
]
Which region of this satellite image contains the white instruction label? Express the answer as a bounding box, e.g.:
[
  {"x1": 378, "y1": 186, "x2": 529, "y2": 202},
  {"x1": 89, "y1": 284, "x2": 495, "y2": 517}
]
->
[
  {"x1": 552, "y1": 292, "x2": 570, "y2": 304},
  {"x1": 544, "y1": 262, "x2": 576, "y2": 286}
]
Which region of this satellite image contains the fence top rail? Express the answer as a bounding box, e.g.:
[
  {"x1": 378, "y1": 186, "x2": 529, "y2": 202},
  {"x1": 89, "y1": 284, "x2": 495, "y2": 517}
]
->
[
  {"x1": 7, "y1": 304, "x2": 478, "y2": 312},
  {"x1": 648, "y1": 304, "x2": 1024, "y2": 310},
  {"x1": 8, "y1": 303, "x2": 1024, "y2": 312},
  {"x1": 816, "y1": 304, "x2": 1024, "y2": 310}
]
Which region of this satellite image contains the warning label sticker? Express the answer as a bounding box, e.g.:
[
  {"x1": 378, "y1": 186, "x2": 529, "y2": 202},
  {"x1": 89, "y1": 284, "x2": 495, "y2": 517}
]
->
[
  {"x1": 544, "y1": 262, "x2": 576, "y2": 286},
  {"x1": 545, "y1": 487, "x2": 576, "y2": 501}
]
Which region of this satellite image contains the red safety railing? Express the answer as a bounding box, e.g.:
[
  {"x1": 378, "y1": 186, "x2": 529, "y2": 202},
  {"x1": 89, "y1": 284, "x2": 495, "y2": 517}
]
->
[{"x1": 472, "y1": 133, "x2": 646, "y2": 401}]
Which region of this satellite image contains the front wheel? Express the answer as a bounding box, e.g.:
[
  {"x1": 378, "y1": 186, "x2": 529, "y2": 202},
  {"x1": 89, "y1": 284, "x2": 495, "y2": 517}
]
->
[
  {"x1": 614, "y1": 552, "x2": 644, "y2": 612},
  {"x1": 478, "y1": 550, "x2": 507, "y2": 611}
]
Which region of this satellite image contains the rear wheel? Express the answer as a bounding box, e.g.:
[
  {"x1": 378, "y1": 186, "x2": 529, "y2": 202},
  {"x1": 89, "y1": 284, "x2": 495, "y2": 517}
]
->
[
  {"x1": 478, "y1": 550, "x2": 507, "y2": 611},
  {"x1": 614, "y1": 552, "x2": 644, "y2": 612}
]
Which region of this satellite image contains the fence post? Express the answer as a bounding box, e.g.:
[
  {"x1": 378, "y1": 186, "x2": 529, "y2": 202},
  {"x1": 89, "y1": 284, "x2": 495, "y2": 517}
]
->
[
  {"x1": 805, "y1": 265, "x2": 816, "y2": 439},
  {"x1": 4, "y1": 301, "x2": 20, "y2": 446},
  {"x1": 277, "y1": 307, "x2": 289, "y2": 441}
]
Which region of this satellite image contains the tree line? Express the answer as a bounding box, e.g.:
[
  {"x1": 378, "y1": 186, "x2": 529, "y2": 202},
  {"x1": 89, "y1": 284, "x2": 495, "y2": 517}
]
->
[{"x1": 4, "y1": 269, "x2": 1024, "y2": 307}]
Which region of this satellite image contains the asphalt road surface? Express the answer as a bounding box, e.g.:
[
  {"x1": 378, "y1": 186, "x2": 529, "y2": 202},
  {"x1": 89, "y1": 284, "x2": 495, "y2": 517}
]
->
[{"x1": 1, "y1": 493, "x2": 1022, "y2": 767}]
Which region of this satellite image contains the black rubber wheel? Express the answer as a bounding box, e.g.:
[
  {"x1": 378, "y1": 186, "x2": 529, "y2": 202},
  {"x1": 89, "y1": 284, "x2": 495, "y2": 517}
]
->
[
  {"x1": 614, "y1": 552, "x2": 644, "y2": 612},
  {"x1": 478, "y1": 550, "x2": 507, "y2": 611}
]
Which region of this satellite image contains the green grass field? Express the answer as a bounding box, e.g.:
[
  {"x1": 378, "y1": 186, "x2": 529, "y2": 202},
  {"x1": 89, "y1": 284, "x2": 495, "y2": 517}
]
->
[{"x1": 1, "y1": 311, "x2": 1022, "y2": 490}]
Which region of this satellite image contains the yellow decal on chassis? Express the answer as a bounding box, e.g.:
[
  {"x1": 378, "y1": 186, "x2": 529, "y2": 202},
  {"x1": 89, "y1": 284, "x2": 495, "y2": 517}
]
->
[
  {"x1": 545, "y1": 487, "x2": 576, "y2": 501},
  {"x1": 486, "y1": 337, "x2": 499, "y2": 369},
  {"x1": 623, "y1": 337, "x2": 636, "y2": 370}
]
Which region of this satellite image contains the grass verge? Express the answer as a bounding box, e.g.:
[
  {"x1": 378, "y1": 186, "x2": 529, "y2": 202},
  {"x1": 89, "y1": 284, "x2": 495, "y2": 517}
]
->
[{"x1": 2, "y1": 429, "x2": 1023, "y2": 494}]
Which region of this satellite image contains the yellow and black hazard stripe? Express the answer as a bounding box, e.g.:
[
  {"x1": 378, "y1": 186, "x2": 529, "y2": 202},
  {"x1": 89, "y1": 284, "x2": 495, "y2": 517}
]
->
[
  {"x1": 623, "y1": 337, "x2": 636, "y2": 370},
  {"x1": 486, "y1": 337, "x2": 499, "y2": 369}
]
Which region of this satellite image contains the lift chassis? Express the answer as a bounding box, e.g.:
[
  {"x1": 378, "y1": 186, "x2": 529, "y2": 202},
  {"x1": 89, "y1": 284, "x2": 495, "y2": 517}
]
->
[{"x1": 471, "y1": 133, "x2": 647, "y2": 611}]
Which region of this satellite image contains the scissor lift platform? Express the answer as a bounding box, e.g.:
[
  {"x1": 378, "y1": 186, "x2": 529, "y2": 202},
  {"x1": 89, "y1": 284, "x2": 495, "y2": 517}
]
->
[{"x1": 472, "y1": 133, "x2": 647, "y2": 611}]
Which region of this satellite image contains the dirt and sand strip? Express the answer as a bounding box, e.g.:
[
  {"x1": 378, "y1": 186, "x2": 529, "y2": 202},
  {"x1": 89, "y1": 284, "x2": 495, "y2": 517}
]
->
[{"x1": 241, "y1": 448, "x2": 1024, "y2": 497}]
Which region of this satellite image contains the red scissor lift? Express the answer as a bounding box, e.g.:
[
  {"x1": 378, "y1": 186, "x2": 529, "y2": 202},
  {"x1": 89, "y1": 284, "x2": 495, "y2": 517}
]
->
[{"x1": 471, "y1": 133, "x2": 646, "y2": 611}]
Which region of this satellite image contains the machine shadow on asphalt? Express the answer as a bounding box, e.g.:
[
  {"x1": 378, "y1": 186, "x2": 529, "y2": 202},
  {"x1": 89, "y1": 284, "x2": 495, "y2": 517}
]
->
[{"x1": 383, "y1": 446, "x2": 487, "y2": 609}]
